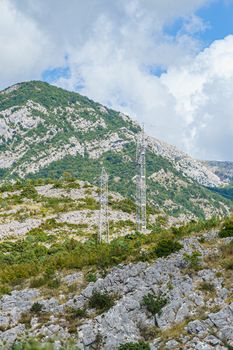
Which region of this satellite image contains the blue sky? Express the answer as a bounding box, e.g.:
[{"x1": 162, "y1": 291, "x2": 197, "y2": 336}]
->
[
  {"x1": 165, "y1": 0, "x2": 233, "y2": 47},
  {"x1": 197, "y1": 0, "x2": 233, "y2": 44}
]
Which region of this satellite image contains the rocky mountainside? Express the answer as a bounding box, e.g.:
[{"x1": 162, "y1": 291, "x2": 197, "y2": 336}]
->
[
  {"x1": 0, "y1": 214, "x2": 233, "y2": 350},
  {"x1": 0, "y1": 82, "x2": 233, "y2": 350},
  {"x1": 0, "y1": 178, "x2": 232, "y2": 350},
  {"x1": 0, "y1": 81, "x2": 231, "y2": 223},
  {"x1": 204, "y1": 161, "x2": 233, "y2": 184}
]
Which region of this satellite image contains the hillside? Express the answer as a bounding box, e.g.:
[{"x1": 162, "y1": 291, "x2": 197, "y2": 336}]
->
[
  {"x1": 0, "y1": 81, "x2": 231, "y2": 223},
  {"x1": 0, "y1": 190, "x2": 232, "y2": 350},
  {"x1": 0, "y1": 81, "x2": 233, "y2": 350}
]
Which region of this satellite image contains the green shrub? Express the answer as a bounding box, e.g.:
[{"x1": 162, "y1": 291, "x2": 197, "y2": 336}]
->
[
  {"x1": 88, "y1": 290, "x2": 114, "y2": 312},
  {"x1": 154, "y1": 239, "x2": 183, "y2": 257},
  {"x1": 142, "y1": 293, "x2": 167, "y2": 315},
  {"x1": 86, "y1": 273, "x2": 97, "y2": 282},
  {"x1": 30, "y1": 302, "x2": 43, "y2": 313},
  {"x1": 183, "y1": 251, "x2": 202, "y2": 270},
  {"x1": 0, "y1": 284, "x2": 10, "y2": 296},
  {"x1": 21, "y1": 185, "x2": 38, "y2": 199},
  {"x1": 225, "y1": 259, "x2": 233, "y2": 270},
  {"x1": 66, "y1": 307, "x2": 86, "y2": 319},
  {"x1": 118, "y1": 341, "x2": 150, "y2": 350},
  {"x1": 219, "y1": 218, "x2": 233, "y2": 238},
  {"x1": 198, "y1": 237, "x2": 206, "y2": 244},
  {"x1": 47, "y1": 278, "x2": 60, "y2": 289},
  {"x1": 12, "y1": 342, "x2": 53, "y2": 350}
]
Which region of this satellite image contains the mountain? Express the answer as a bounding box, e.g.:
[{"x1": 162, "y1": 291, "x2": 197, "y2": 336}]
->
[
  {"x1": 204, "y1": 160, "x2": 233, "y2": 183},
  {"x1": 0, "y1": 81, "x2": 233, "y2": 350},
  {"x1": 0, "y1": 81, "x2": 231, "y2": 223}
]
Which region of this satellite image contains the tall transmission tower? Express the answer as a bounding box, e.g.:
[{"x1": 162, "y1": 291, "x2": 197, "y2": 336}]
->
[
  {"x1": 136, "y1": 127, "x2": 147, "y2": 233},
  {"x1": 98, "y1": 167, "x2": 109, "y2": 243}
]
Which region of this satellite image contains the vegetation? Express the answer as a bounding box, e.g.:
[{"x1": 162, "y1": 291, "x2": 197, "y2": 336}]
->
[
  {"x1": 12, "y1": 343, "x2": 54, "y2": 350},
  {"x1": 219, "y1": 217, "x2": 233, "y2": 237},
  {"x1": 0, "y1": 213, "x2": 223, "y2": 296},
  {"x1": 199, "y1": 282, "x2": 215, "y2": 293},
  {"x1": 142, "y1": 293, "x2": 167, "y2": 316},
  {"x1": 88, "y1": 290, "x2": 115, "y2": 312},
  {"x1": 118, "y1": 341, "x2": 150, "y2": 350},
  {"x1": 154, "y1": 239, "x2": 183, "y2": 258},
  {"x1": 86, "y1": 273, "x2": 97, "y2": 282},
  {"x1": 220, "y1": 240, "x2": 233, "y2": 270},
  {"x1": 30, "y1": 302, "x2": 43, "y2": 313},
  {"x1": 209, "y1": 184, "x2": 233, "y2": 201},
  {"x1": 183, "y1": 251, "x2": 202, "y2": 270},
  {"x1": 12, "y1": 341, "x2": 79, "y2": 350}
]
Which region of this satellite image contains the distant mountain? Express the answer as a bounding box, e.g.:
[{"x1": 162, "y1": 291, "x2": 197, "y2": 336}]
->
[
  {"x1": 204, "y1": 160, "x2": 233, "y2": 183},
  {"x1": 0, "y1": 81, "x2": 231, "y2": 222}
]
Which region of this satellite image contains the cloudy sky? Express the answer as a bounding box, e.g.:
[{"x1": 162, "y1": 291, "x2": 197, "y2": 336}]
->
[{"x1": 1, "y1": 0, "x2": 233, "y2": 161}]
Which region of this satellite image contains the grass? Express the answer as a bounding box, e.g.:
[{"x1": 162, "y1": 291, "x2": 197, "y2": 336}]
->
[
  {"x1": 12, "y1": 341, "x2": 79, "y2": 350},
  {"x1": 199, "y1": 282, "x2": 215, "y2": 293}
]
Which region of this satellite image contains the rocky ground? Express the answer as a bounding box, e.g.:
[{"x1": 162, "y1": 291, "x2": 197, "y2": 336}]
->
[{"x1": 0, "y1": 228, "x2": 232, "y2": 350}]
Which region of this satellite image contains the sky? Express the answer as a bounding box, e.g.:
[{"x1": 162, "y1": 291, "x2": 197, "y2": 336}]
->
[{"x1": 1, "y1": 0, "x2": 233, "y2": 161}]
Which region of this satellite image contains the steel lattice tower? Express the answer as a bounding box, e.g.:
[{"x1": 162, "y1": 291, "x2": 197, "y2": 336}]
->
[
  {"x1": 136, "y1": 128, "x2": 147, "y2": 233},
  {"x1": 98, "y1": 167, "x2": 109, "y2": 243}
]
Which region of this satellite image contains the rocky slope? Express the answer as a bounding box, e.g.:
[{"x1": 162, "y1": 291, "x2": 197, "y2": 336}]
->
[
  {"x1": 0, "y1": 81, "x2": 231, "y2": 222},
  {"x1": 0, "y1": 224, "x2": 232, "y2": 350},
  {"x1": 0, "y1": 179, "x2": 136, "y2": 241},
  {"x1": 204, "y1": 161, "x2": 233, "y2": 184}
]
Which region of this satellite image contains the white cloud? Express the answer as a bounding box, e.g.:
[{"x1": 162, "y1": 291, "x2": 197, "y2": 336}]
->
[
  {"x1": 0, "y1": 0, "x2": 56, "y2": 89},
  {"x1": 2, "y1": 0, "x2": 233, "y2": 161},
  {"x1": 162, "y1": 35, "x2": 233, "y2": 161}
]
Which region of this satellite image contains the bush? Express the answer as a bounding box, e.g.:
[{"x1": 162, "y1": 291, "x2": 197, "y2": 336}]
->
[
  {"x1": 86, "y1": 273, "x2": 97, "y2": 282},
  {"x1": 154, "y1": 239, "x2": 183, "y2": 258},
  {"x1": 225, "y1": 259, "x2": 233, "y2": 270},
  {"x1": 21, "y1": 185, "x2": 38, "y2": 199},
  {"x1": 88, "y1": 290, "x2": 114, "y2": 312},
  {"x1": 12, "y1": 342, "x2": 54, "y2": 350},
  {"x1": 118, "y1": 341, "x2": 150, "y2": 350},
  {"x1": 142, "y1": 293, "x2": 167, "y2": 315},
  {"x1": 66, "y1": 307, "x2": 86, "y2": 319},
  {"x1": 47, "y1": 278, "x2": 60, "y2": 289},
  {"x1": 30, "y1": 302, "x2": 43, "y2": 313},
  {"x1": 184, "y1": 251, "x2": 202, "y2": 270},
  {"x1": 219, "y1": 219, "x2": 233, "y2": 238}
]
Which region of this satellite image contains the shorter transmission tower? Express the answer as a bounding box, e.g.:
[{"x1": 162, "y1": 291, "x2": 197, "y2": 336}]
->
[
  {"x1": 136, "y1": 127, "x2": 147, "y2": 233},
  {"x1": 98, "y1": 167, "x2": 109, "y2": 243}
]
